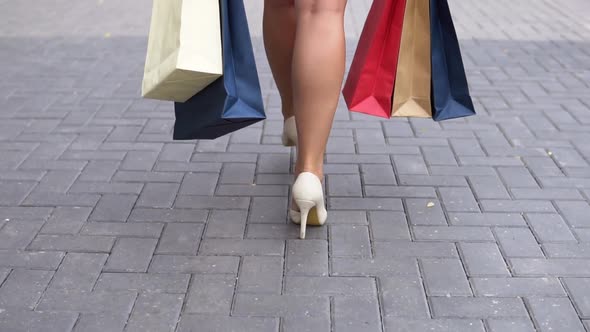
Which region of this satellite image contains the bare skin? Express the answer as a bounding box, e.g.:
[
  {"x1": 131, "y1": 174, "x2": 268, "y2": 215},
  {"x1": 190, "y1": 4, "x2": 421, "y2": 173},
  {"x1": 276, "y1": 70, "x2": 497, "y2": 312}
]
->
[{"x1": 263, "y1": 0, "x2": 348, "y2": 203}]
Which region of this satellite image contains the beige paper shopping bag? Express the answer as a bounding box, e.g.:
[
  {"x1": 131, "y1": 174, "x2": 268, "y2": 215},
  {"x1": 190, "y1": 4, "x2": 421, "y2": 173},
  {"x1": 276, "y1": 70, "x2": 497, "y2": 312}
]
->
[
  {"x1": 391, "y1": 0, "x2": 432, "y2": 118},
  {"x1": 142, "y1": 0, "x2": 223, "y2": 102}
]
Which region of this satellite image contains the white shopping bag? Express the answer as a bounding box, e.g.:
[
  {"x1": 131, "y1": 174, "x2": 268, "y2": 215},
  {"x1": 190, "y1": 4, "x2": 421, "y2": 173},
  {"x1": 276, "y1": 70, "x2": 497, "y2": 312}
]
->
[{"x1": 142, "y1": 0, "x2": 223, "y2": 102}]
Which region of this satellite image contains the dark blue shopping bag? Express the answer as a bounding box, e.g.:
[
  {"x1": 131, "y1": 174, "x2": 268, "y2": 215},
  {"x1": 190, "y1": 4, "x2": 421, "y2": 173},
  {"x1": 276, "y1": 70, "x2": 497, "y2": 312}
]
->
[
  {"x1": 430, "y1": 0, "x2": 476, "y2": 121},
  {"x1": 173, "y1": 0, "x2": 265, "y2": 140}
]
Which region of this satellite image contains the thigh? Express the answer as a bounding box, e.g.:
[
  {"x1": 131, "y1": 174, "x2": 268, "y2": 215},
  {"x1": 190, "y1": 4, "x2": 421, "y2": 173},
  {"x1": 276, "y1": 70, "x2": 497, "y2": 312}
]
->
[
  {"x1": 264, "y1": 0, "x2": 295, "y2": 10},
  {"x1": 295, "y1": 0, "x2": 347, "y2": 13}
]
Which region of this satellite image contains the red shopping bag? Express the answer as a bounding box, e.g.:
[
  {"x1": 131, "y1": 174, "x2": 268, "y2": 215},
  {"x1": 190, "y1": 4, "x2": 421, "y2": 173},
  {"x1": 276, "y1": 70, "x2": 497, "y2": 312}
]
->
[{"x1": 343, "y1": 0, "x2": 407, "y2": 118}]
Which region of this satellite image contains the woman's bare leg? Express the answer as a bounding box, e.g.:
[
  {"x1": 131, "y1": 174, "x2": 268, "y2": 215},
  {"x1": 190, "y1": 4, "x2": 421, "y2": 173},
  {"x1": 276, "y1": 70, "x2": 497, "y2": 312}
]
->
[
  {"x1": 263, "y1": 0, "x2": 297, "y2": 119},
  {"x1": 292, "y1": 0, "x2": 348, "y2": 180}
]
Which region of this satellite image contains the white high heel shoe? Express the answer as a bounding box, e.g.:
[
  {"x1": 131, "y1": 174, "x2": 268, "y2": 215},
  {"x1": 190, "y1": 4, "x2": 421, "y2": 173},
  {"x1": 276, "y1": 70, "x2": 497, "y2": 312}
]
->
[
  {"x1": 282, "y1": 116, "x2": 297, "y2": 147},
  {"x1": 289, "y1": 172, "x2": 328, "y2": 239}
]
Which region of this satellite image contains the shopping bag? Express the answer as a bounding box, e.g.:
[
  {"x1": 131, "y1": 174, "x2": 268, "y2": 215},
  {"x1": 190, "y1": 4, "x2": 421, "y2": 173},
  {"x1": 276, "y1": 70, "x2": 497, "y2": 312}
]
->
[
  {"x1": 391, "y1": 0, "x2": 432, "y2": 118},
  {"x1": 430, "y1": 0, "x2": 476, "y2": 121},
  {"x1": 172, "y1": 0, "x2": 265, "y2": 140},
  {"x1": 142, "y1": 0, "x2": 223, "y2": 102},
  {"x1": 342, "y1": 0, "x2": 407, "y2": 118}
]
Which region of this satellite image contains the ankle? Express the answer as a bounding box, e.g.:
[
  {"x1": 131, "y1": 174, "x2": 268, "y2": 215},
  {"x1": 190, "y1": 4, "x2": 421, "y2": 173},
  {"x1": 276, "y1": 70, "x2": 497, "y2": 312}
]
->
[{"x1": 294, "y1": 165, "x2": 323, "y2": 182}]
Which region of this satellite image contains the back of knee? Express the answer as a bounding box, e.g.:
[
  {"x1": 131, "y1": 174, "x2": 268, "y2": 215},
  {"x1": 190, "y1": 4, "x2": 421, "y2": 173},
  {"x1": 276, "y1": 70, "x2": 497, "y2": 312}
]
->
[{"x1": 296, "y1": 0, "x2": 347, "y2": 16}]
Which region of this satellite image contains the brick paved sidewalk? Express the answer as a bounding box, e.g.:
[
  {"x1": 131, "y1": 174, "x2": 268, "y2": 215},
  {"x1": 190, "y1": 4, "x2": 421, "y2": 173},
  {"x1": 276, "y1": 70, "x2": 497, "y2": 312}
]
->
[{"x1": 1, "y1": 0, "x2": 590, "y2": 331}]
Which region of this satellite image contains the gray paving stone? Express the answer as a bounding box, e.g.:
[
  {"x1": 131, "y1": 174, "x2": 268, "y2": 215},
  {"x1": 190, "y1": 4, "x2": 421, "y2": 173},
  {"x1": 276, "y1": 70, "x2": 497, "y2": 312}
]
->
[
  {"x1": 439, "y1": 187, "x2": 480, "y2": 212},
  {"x1": 136, "y1": 182, "x2": 179, "y2": 208},
  {"x1": 522, "y1": 157, "x2": 563, "y2": 177},
  {"x1": 384, "y1": 318, "x2": 485, "y2": 332},
  {"x1": 374, "y1": 241, "x2": 457, "y2": 258},
  {"x1": 459, "y1": 242, "x2": 509, "y2": 276},
  {"x1": 332, "y1": 257, "x2": 418, "y2": 277},
  {"x1": 35, "y1": 170, "x2": 79, "y2": 193},
  {"x1": 0, "y1": 310, "x2": 78, "y2": 332},
  {"x1": 0, "y1": 250, "x2": 64, "y2": 269},
  {"x1": 497, "y1": 167, "x2": 539, "y2": 188},
  {"x1": 468, "y1": 175, "x2": 511, "y2": 199},
  {"x1": 238, "y1": 256, "x2": 283, "y2": 294},
  {"x1": 330, "y1": 225, "x2": 371, "y2": 258},
  {"x1": 90, "y1": 194, "x2": 137, "y2": 222},
  {"x1": 511, "y1": 258, "x2": 590, "y2": 277},
  {"x1": 0, "y1": 269, "x2": 53, "y2": 309},
  {"x1": 216, "y1": 184, "x2": 288, "y2": 196},
  {"x1": 185, "y1": 274, "x2": 236, "y2": 314},
  {"x1": 220, "y1": 163, "x2": 256, "y2": 184},
  {"x1": 543, "y1": 243, "x2": 590, "y2": 258},
  {"x1": 257, "y1": 154, "x2": 290, "y2": 173},
  {"x1": 431, "y1": 297, "x2": 528, "y2": 318},
  {"x1": 113, "y1": 170, "x2": 184, "y2": 183},
  {"x1": 73, "y1": 313, "x2": 128, "y2": 332},
  {"x1": 0, "y1": 180, "x2": 36, "y2": 205},
  {"x1": 327, "y1": 174, "x2": 362, "y2": 197},
  {"x1": 104, "y1": 238, "x2": 157, "y2": 272},
  {"x1": 37, "y1": 289, "x2": 137, "y2": 314},
  {"x1": 365, "y1": 185, "x2": 436, "y2": 199},
  {"x1": 129, "y1": 208, "x2": 208, "y2": 223},
  {"x1": 369, "y1": 211, "x2": 410, "y2": 241},
  {"x1": 125, "y1": 293, "x2": 184, "y2": 332},
  {"x1": 148, "y1": 255, "x2": 239, "y2": 274},
  {"x1": 49, "y1": 253, "x2": 107, "y2": 291},
  {"x1": 286, "y1": 240, "x2": 328, "y2": 276},
  {"x1": 79, "y1": 160, "x2": 120, "y2": 182},
  {"x1": 495, "y1": 227, "x2": 544, "y2": 257},
  {"x1": 413, "y1": 226, "x2": 494, "y2": 241},
  {"x1": 448, "y1": 212, "x2": 526, "y2": 226},
  {"x1": 527, "y1": 297, "x2": 585, "y2": 332},
  {"x1": 233, "y1": 293, "x2": 329, "y2": 318},
  {"x1": 334, "y1": 295, "x2": 382, "y2": 332},
  {"x1": 0, "y1": 207, "x2": 52, "y2": 221},
  {"x1": 420, "y1": 258, "x2": 472, "y2": 296},
  {"x1": 28, "y1": 234, "x2": 115, "y2": 253},
  {"x1": 248, "y1": 196, "x2": 288, "y2": 224},
  {"x1": 69, "y1": 181, "x2": 144, "y2": 194},
  {"x1": 486, "y1": 319, "x2": 536, "y2": 332},
  {"x1": 480, "y1": 199, "x2": 555, "y2": 213},
  {"x1": 96, "y1": 273, "x2": 189, "y2": 293},
  {"x1": 81, "y1": 222, "x2": 163, "y2": 237},
  {"x1": 120, "y1": 151, "x2": 159, "y2": 171},
  {"x1": 393, "y1": 155, "x2": 428, "y2": 175},
  {"x1": 284, "y1": 276, "x2": 375, "y2": 296},
  {"x1": 361, "y1": 164, "x2": 397, "y2": 185},
  {"x1": 555, "y1": 201, "x2": 590, "y2": 227},
  {"x1": 200, "y1": 238, "x2": 284, "y2": 256},
  {"x1": 405, "y1": 199, "x2": 446, "y2": 225},
  {"x1": 23, "y1": 191, "x2": 100, "y2": 207},
  {"x1": 320, "y1": 210, "x2": 366, "y2": 225},
  {"x1": 159, "y1": 143, "x2": 194, "y2": 162},
  {"x1": 563, "y1": 278, "x2": 590, "y2": 318},
  {"x1": 0, "y1": 219, "x2": 44, "y2": 250},
  {"x1": 179, "y1": 172, "x2": 219, "y2": 196},
  {"x1": 398, "y1": 174, "x2": 468, "y2": 187},
  {"x1": 156, "y1": 223, "x2": 202, "y2": 255},
  {"x1": 175, "y1": 195, "x2": 250, "y2": 210},
  {"x1": 472, "y1": 277, "x2": 566, "y2": 297},
  {"x1": 380, "y1": 275, "x2": 429, "y2": 318},
  {"x1": 526, "y1": 213, "x2": 577, "y2": 243},
  {"x1": 177, "y1": 315, "x2": 278, "y2": 332}
]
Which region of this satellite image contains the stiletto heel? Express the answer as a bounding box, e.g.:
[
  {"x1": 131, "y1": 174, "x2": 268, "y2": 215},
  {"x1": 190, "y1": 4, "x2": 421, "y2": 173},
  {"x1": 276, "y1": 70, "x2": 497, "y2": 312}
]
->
[
  {"x1": 282, "y1": 116, "x2": 297, "y2": 147},
  {"x1": 295, "y1": 200, "x2": 315, "y2": 239},
  {"x1": 289, "y1": 172, "x2": 328, "y2": 239}
]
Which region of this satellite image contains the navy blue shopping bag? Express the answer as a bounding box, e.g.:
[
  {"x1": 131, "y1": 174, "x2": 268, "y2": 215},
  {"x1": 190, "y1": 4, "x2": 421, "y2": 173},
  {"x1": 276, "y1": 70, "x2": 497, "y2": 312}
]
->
[
  {"x1": 430, "y1": 0, "x2": 476, "y2": 121},
  {"x1": 173, "y1": 0, "x2": 265, "y2": 140}
]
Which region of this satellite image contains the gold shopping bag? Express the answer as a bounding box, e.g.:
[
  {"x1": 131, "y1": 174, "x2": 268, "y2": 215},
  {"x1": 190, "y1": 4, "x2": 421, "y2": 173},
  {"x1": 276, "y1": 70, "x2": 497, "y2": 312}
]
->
[
  {"x1": 142, "y1": 0, "x2": 223, "y2": 102},
  {"x1": 391, "y1": 0, "x2": 432, "y2": 118}
]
